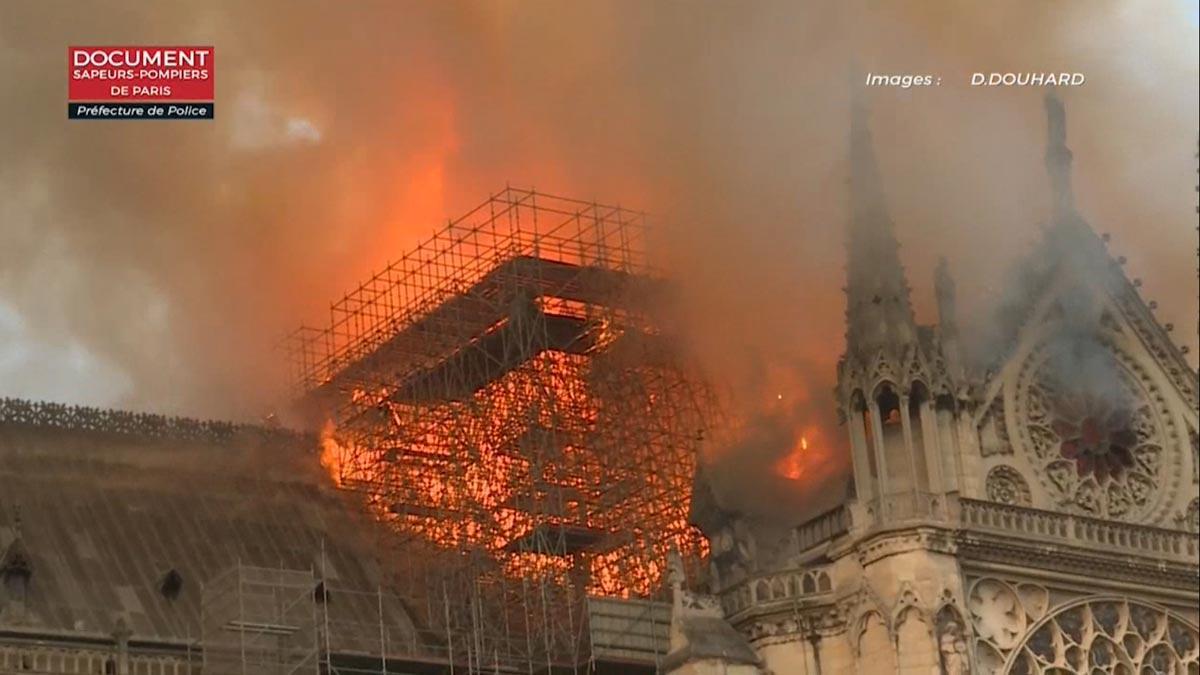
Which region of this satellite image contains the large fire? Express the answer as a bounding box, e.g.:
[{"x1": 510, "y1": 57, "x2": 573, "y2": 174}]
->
[
  {"x1": 292, "y1": 188, "x2": 813, "y2": 607},
  {"x1": 316, "y1": 347, "x2": 709, "y2": 598},
  {"x1": 315, "y1": 336, "x2": 833, "y2": 599}
]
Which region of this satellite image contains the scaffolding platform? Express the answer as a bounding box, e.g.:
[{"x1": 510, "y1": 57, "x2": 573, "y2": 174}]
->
[{"x1": 201, "y1": 565, "x2": 320, "y2": 675}]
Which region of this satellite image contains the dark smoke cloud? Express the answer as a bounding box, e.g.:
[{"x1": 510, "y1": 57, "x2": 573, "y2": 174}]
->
[{"x1": 1, "y1": 1, "x2": 1196, "y2": 519}]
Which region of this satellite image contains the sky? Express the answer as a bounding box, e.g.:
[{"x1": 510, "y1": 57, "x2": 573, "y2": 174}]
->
[{"x1": 1, "y1": 1, "x2": 1197, "y2": 514}]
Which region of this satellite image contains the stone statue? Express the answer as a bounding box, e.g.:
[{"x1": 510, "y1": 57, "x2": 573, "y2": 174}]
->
[{"x1": 938, "y1": 619, "x2": 969, "y2": 675}]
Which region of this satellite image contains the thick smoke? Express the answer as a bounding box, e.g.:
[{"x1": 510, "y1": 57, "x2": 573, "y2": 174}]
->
[
  {"x1": 1, "y1": 2, "x2": 1196, "y2": 520},
  {"x1": 966, "y1": 213, "x2": 1136, "y2": 411}
]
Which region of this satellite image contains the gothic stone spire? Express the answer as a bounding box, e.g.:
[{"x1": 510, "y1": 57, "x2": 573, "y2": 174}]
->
[
  {"x1": 1044, "y1": 90, "x2": 1075, "y2": 218},
  {"x1": 844, "y1": 95, "x2": 917, "y2": 355}
]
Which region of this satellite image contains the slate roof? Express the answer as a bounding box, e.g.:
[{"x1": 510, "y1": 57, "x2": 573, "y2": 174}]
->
[{"x1": 0, "y1": 400, "x2": 419, "y2": 656}]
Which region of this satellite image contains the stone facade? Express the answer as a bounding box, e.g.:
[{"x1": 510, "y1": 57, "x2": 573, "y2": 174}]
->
[{"x1": 670, "y1": 94, "x2": 1199, "y2": 674}]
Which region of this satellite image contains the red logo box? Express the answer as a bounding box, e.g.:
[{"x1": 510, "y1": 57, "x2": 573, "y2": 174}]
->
[{"x1": 68, "y1": 46, "x2": 214, "y2": 101}]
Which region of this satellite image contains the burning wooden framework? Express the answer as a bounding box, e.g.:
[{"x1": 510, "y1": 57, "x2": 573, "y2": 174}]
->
[{"x1": 286, "y1": 187, "x2": 711, "y2": 670}]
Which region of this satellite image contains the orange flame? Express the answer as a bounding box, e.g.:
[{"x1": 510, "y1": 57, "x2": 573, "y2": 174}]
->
[
  {"x1": 775, "y1": 434, "x2": 809, "y2": 480},
  {"x1": 318, "y1": 420, "x2": 345, "y2": 487},
  {"x1": 312, "y1": 350, "x2": 707, "y2": 598}
]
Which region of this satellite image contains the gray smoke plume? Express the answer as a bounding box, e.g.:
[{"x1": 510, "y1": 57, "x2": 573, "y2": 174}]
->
[
  {"x1": 966, "y1": 209, "x2": 1143, "y2": 416},
  {"x1": 1, "y1": 1, "x2": 1196, "y2": 519}
]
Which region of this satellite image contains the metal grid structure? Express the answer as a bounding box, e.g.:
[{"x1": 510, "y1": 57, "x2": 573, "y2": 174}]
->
[
  {"x1": 200, "y1": 565, "x2": 320, "y2": 675},
  {"x1": 286, "y1": 187, "x2": 711, "y2": 671}
]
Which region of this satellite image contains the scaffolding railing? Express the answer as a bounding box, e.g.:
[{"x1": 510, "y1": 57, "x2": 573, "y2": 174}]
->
[
  {"x1": 287, "y1": 187, "x2": 657, "y2": 396},
  {"x1": 287, "y1": 187, "x2": 711, "y2": 672},
  {"x1": 200, "y1": 565, "x2": 320, "y2": 675}
]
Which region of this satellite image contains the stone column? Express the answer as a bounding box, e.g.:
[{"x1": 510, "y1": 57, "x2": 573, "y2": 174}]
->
[
  {"x1": 847, "y1": 407, "x2": 874, "y2": 501},
  {"x1": 867, "y1": 400, "x2": 889, "y2": 500},
  {"x1": 898, "y1": 394, "x2": 920, "y2": 495},
  {"x1": 919, "y1": 399, "x2": 944, "y2": 494}
]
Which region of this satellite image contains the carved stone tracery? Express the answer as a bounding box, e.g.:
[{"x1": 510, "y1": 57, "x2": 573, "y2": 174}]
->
[
  {"x1": 1184, "y1": 498, "x2": 1199, "y2": 534},
  {"x1": 985, "y1": 465, "x2": 1031, "y2": 506},
  {"x1": 1014, "y1": 343, "x2": 1175, "y2": 523},
  {"x1": 969, "y1": 578, "x2": 1028, "y2": 654},
  {"x1": 1005, "y1": 598, "x2": 1199, "y2": 675},
  {"x1": 968, "y1": 576, "x2": 1199, "y2": 675}
]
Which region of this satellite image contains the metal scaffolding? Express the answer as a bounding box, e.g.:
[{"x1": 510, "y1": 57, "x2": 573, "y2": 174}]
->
[
  {"x1": 200, "y1": 565, "x2": 320, "y2": 675},
  {"x1": 286, "y1": 187, "x2": 711, "y2": 671}
]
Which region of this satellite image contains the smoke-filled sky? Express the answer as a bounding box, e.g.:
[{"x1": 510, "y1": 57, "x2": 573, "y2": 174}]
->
[{"x1": 2, "y1": 1, "x2": 1197, "y2": 513}]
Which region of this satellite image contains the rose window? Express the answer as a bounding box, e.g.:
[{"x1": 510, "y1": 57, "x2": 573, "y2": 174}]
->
[
  {"x1": 1050, "y1": 394, "x2": 1137, "y2": 482},
  {"x1": 1019, "y1": 351, "x2": 1164, "y2": 522}
]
